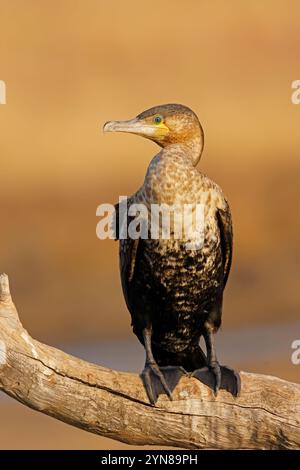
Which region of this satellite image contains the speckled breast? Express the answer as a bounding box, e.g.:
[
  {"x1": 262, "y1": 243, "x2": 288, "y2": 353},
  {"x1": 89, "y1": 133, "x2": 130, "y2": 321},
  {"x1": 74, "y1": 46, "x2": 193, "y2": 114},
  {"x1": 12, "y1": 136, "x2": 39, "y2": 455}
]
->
[{"x1": 130, "y1": 226, "x2": 224, "y2": 354}]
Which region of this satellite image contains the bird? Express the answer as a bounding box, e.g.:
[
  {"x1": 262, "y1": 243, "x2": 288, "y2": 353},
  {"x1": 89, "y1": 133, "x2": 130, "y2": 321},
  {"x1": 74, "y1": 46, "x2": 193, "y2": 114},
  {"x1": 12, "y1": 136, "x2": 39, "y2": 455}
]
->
[{"x1": 103, "y1": 104, "x2": 240, "y2": 404}]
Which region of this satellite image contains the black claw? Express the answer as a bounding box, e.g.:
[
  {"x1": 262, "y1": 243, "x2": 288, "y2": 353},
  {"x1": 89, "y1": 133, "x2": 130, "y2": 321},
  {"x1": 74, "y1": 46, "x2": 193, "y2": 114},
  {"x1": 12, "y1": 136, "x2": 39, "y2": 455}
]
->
[{"x1": 151, "y1": 363, "x2": 173, "y2": 399}]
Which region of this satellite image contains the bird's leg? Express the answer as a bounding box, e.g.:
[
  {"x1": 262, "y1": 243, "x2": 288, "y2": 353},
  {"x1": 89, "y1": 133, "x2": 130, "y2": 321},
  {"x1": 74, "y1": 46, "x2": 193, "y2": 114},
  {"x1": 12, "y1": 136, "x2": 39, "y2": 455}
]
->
[
  {"x1": 190, "y1": 323, "x2": 222, "y2": 395},
  {"x1": 191, "y1": 323, "x2": 241, "y2": 397},
  {"x1": 203, "y1": 324, "x2": 241, "y2": 396},
  {"x1": 140, "y1": 326, "x2": 173, "y2": 404},
  {"x1": 203, "y1": 325, "x2": 221, "y2": 394}
]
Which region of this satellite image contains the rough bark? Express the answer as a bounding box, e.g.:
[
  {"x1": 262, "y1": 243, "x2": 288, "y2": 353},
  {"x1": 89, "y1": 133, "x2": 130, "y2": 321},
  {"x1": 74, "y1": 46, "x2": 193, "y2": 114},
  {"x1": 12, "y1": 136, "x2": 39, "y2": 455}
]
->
[{"x1": 0, "y1": 273, "x2": 299, "y2": 449}]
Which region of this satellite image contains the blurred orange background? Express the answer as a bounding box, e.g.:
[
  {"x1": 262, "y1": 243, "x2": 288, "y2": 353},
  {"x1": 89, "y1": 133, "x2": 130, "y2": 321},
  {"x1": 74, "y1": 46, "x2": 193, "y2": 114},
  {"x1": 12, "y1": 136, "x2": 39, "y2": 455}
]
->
[{"x1": 0, "y1": 0, "x2": 299, "y2": 449}]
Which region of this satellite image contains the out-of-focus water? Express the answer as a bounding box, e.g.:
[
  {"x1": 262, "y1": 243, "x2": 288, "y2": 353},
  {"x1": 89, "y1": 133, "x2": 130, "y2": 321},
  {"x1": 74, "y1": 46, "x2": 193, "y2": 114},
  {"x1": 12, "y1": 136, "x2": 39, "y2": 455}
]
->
[{"x1": 61, "y1": 321, "x2": 300, "y2": 372}]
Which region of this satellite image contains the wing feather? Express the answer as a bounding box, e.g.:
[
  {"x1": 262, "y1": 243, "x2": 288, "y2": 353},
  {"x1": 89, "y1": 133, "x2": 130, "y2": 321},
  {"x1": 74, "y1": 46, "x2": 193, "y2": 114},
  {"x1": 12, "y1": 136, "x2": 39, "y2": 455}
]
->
[
  {"x1": 114, "y1": 200, "x2": 141, "y2": 310},
  {"x1": 216, "y1": 203, "x2": 233, "y2": 288}
]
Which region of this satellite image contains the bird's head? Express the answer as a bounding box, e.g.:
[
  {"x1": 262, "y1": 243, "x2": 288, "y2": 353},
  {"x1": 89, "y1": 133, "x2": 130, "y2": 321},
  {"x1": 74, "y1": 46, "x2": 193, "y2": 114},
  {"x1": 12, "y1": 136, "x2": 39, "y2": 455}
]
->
[{"x1": 103, "y1": 104, "x2": 204, "y2": 157}]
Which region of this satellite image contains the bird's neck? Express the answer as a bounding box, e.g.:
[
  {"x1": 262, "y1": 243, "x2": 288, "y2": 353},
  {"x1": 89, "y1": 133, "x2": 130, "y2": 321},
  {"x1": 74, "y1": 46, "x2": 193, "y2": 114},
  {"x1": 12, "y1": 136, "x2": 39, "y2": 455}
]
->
[
  {"x1": 163, "y1": 134, "x2": 204, "y2": 166},
  {"x1": 184, "y1": 130, "x2": 204, "y2": 166},
  {"x1": 162, "y1": 119, "x2": 205, "y2": 166}
]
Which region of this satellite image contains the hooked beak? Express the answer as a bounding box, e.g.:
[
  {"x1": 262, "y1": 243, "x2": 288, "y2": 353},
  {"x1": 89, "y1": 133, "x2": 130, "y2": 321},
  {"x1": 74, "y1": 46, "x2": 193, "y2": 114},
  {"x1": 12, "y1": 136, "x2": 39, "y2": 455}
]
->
[
  {"x1": 103, "y1": 117, "x2": 156, "y2": 137},
  {"x1": 103, "y1": 117, "x2": 169, "y2": 141}
]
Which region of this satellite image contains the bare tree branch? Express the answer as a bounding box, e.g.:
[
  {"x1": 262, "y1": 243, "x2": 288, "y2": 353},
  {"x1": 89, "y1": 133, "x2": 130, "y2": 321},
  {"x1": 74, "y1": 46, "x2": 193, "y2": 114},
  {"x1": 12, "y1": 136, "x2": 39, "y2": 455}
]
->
[{"x1": 0, "y1": 273, "x2": 299, "y2": 449}]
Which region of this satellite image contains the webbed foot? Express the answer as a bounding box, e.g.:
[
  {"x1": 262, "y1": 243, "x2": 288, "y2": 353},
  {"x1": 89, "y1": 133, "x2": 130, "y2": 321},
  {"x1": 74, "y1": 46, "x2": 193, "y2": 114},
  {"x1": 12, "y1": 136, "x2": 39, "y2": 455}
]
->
[
  {"x1": 191, "y1": 364, "x2": 241, "y2": 397},
  {"x1": 141, "y1": 364, "x2": 186, "y2": 405}
]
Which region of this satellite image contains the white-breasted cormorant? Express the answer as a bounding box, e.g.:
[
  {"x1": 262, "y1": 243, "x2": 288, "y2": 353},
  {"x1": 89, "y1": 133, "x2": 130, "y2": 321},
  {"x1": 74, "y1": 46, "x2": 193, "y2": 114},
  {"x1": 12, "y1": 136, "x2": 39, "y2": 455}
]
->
[{"x1": 104, "y1": 104, "x2": 240, "y2": 404}]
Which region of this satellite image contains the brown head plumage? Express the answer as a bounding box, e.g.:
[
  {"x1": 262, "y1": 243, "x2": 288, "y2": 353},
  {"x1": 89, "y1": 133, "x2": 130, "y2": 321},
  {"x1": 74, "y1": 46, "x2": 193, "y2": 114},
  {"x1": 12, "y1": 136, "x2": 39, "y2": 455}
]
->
[{"x1": 103, "y1": 103, "x2": 204, "y2": 163}]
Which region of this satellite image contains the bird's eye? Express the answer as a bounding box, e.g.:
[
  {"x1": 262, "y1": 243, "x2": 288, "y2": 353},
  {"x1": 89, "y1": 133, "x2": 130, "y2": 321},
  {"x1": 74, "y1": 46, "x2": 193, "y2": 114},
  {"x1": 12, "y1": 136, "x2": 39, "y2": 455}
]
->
[{"x1": 154, "y1": 115, "x2": 162, "y2": 124}]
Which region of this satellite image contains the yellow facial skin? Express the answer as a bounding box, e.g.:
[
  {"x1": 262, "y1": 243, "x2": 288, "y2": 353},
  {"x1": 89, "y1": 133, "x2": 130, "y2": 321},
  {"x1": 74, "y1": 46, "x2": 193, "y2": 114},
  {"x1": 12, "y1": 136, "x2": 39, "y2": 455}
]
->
[{"x1": 144, "y1": 114, "x2": 170, "y2": 139}]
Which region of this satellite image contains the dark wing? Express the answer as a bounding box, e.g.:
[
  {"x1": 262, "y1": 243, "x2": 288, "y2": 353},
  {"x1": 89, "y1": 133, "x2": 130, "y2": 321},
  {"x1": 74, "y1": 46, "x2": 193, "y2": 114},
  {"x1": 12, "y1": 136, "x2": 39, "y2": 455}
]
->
[
  {"x1": 114, "y1": 200, "x2": 141, "y2": 311},
  {"x1": 216, "y1": 202, "x2": 233, "y2": 288}
]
